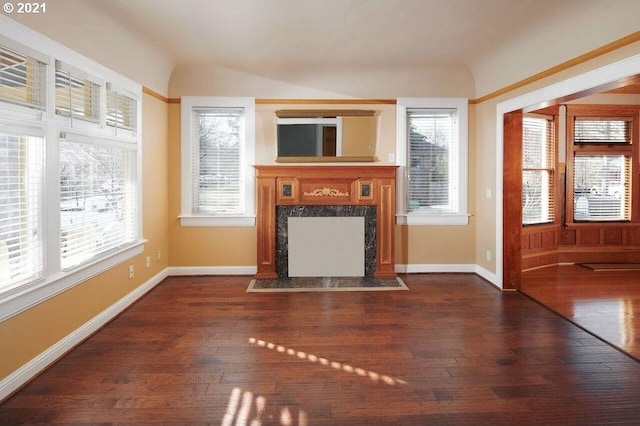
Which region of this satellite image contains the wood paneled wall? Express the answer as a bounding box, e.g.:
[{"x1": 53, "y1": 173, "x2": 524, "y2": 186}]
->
[{"x1": 523, "y1": 224, "x2": 640, "y2": 270}]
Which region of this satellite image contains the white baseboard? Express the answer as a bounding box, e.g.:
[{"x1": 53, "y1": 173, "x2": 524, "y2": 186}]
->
[
  {"x1": 167, "y1": 266, "x2": 257, "y2": 276},
  {"x1": 0, "y1": 268, "x2": 168, "y2": 402},
  {"x1": 474, "y1": 265, "x2": 500, "y2": 288}
]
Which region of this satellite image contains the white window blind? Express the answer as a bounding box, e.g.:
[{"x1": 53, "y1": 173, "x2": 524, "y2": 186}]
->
[
  {"x1": 522, "y1": 117, "x2": 555, "y2": 225},
  {"x1": 55, "y1": 62, "x2": 100, "y2": 123},
  {"x1": 573, "y1": 155, "x2": 630, "y2": 221},
  {"x1": 0, "y1": 19, "x2": 144, "y2": 321},
  {"x1": 0, "y1": 130, "x2": 44, "y2": 291},
  {"x1": 574, "y1": 118, "x2": 631, "y2": 144},
  {"x1": 60, "y1": 137, "x2": 136, "y2": 270},
  {"x1": 106, "y1": 86, "x2": 137, "y2": 131},
  {"x1": 407, "y1": 108, "x2": 459, "y2": 214},
  {"x1": 191, "y1": 107, "x2": 244, "y2": 215},
  {"x1": 0, "y1": 44, "x2": 46, "y2": 110}
]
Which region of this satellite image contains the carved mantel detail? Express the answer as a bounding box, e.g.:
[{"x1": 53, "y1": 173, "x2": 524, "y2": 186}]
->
[
  {"x1": 303, "y1": 187, "x2": 350, "y2": 197},
  {"x1": 254, "y1": 165, "x2": 398, "y2": 279}
]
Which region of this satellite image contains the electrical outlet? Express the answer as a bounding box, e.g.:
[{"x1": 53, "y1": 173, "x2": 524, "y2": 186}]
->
[
  {"x1": 157, "y1": 249, "x2": 161, "y2": 261},
  {"x1": 486, "y1": 250, "x2": 492, "y2": 262},
  {"x1": 388, "y1": 153, "x2": 395, "y2": 163},
  {"x1": 146, "y1": 256, "x2": 151, "y2": 268},
  {"x1": 128, "y1": 265, "x2": 134, "y2": 279}
]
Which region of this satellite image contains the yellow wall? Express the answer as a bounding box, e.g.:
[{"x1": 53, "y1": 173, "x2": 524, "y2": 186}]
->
[
  {"x1": 166, "y1": 97, "x2": 478, "y2": 268},
  {"x1": 0, "y1": 92, "x2": 169, "y2": 380},
  {"x1": 166, "y1": 103, "x2": 256, "y2": 267}
]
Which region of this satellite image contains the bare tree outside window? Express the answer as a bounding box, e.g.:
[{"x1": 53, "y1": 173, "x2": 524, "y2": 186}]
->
[
  {"x1": 195, "y1": 109, "x2": 243, "y2": 215},
  {"x1": 407, "y1": 109, "x2": 457, "y2": 213},
  {"x1": 59, "y1": 141, "x2": 133, "y2": 269}
]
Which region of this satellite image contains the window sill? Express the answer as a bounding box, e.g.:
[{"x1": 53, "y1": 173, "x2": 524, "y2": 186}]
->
[
  {"x1": 179, "y1": 215, "x2": 256, "y2": 227},
  {"x1": 0, "y1": 240, "x2": 145, "y2": 322},
  {"x1": 566, "y1": 221, "x2": 635, "y2": 227},
  {"x1": 396, "y1": 214, "x2": 470, "y2": 226}
]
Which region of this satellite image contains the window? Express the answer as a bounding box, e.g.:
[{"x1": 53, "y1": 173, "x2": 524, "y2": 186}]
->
[
  {"x1": 59, "y1": 135, "x2": 137, "y2": 270},
  {"x1": 574, "y1": 119, "x2": 630, "y2": 144},
  {"x1": 567, "y1": 107, "x2": 637, "y2": 223},
  {"x1": 180, "y1": 97, "x2": 255, "y2": 227},
  {"x1": 0, "y1": 44, "x2": 46, "y2": 109},
  {"x1": 0, "y1": 26, "x2": 142, "y2": 321},
  {"x1": 55, "y1": 61, "x2": 100, "y2": 123},
  {"x1": 396, "y1": 98, "x2": 468, "y2": 225},
  {"x1": 0, "y1": 129, "x2": 44, "y2": 292},
  {"x1": 522, "y1": 116, "x2": 555, "y2": 225},
  {"x1": 107, "y1": 85, "x2": 137, "y2": 132},
  {"x1": 573, "y1": 155, "x2": 631, "y2": 221}
]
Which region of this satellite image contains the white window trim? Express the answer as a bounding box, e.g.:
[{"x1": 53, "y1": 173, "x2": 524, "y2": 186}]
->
[
  {"x1": 180, "y1": 96, "x2": 256, "y2": 227},
  {"x1": 0, "y1": 15, "x2": 144, "y2": 321},
  {"x1": 395, "y1": 97, "x2": 469, "y2": 226}
]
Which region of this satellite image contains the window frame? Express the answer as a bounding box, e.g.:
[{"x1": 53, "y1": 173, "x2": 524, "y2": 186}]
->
[
  {"x1": 58, "y1": 133, "x2": 139, "y2": 271},
  {"x1": 396, "y1": 98, "x2": 469, "y2": 225},
  {"x1": 0, "y1": 124, "x2": 45, "y2": 293},
  {"x1": 106, "y1": 83, "x2": 138, "y2": 134},
  {"x1": 522, "y1": 114, "x2": 557, "y2": 226},
  {"x1": 566, "y1": 105, "x2": 639, "y2": 224},
  {"x1": 0, "y1": 37, "x2": 48, "y2": 110},
  {"x1": 180, "y1": 96, "x2": 256, "y2": 227},
  {"x1": 0, "y1": 18, "x2": 143, "y2": 322},
  {"x1": 54, "y1": 60, "x2": 102, "y2": 124}
]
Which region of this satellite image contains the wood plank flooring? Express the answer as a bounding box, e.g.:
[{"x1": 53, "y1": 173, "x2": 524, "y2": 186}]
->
[
  {"x1": 2, "y1": 273, "x2": 640, "y2": 425},
  {"x1": 521, "y1": 264, "x2": 640, "y2": 361}
]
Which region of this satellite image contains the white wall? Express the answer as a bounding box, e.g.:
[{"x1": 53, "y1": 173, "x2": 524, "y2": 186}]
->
[
  {"x1": 470, "y1": 0, "x2": 640, "y2": 97},
  {"x1": 8, "y1": 1, "x2": 174, "y2": 95}
]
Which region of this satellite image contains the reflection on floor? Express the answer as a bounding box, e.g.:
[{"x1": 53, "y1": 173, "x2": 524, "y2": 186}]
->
[
  {"x1": 247, "y1": 276, "x2": 408, "y2": 292},
  {"x1": 521, "y1": 264, "x2": 639, "y2": 361}
]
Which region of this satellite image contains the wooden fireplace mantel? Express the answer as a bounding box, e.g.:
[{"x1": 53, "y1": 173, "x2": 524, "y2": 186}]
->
[{"x1": 254, "y1": 165, "x2": 398, "y2": 279}]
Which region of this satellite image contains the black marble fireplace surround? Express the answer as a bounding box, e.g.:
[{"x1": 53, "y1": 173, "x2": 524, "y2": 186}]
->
[{"x1": 276, "y1": 205, "x2": 377, "y2": 277}]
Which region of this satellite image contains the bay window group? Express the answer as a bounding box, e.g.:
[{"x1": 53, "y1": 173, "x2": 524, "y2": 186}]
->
[
  {"x1": 522, "y1": 104, "x2": 639, "y2": 227},
  {"x1": 0, "y1": 35, "x2": 142, "y2": 311}
]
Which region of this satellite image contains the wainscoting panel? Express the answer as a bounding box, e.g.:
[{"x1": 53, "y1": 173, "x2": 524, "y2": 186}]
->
[{"x1": 523, "y1": 223, "x2": 640, "y2": 270}]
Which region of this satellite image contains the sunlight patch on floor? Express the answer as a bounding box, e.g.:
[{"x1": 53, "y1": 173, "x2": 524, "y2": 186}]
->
[
  {"x1": 248, "y1": 337, "x2": 407, "y2": 386},
  {"x1": 221, "y1": 386, "x2": 307, "y2": 426}
]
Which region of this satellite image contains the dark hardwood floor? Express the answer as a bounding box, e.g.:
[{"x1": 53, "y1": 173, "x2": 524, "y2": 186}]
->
[{"x1": 1, "y1": 272, "x2": 640, "y2": 425}]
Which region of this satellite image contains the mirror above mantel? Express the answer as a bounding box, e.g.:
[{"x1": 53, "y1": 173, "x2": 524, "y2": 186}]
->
[{"x1": 275, "y1": 109, "x2": 378, "y2": 163}]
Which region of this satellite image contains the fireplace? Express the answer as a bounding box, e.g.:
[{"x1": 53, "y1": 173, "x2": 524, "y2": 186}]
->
[
  {"x1": 254, "y1": 165, "x2": 397, "y2": 279},
  {"x1": 277, "y1": 205, "x2": 377, "y2": 277}
]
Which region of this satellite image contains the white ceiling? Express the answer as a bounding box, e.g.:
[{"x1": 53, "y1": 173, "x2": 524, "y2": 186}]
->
[
  {"x1": 89, "y1": 0, "x2": 576, "y2": 72},
  {"x1": 10, "y1": 0, "x2": 640, "y2": 96}
]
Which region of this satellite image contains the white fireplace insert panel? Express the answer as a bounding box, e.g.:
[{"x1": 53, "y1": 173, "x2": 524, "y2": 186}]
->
[{"x1": 288, "y1": 216, "x2": 365, "y2": 277}]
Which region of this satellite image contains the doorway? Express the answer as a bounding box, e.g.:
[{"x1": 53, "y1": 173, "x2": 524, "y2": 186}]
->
[{"x1": 498, "y1": 57, "x2": 640, "y2": 290}]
